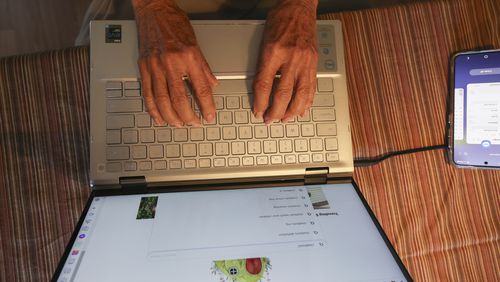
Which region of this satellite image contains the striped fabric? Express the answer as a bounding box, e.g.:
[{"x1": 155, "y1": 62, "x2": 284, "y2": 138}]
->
[{"x1": 0, "y1": 0, "x2": 499, "y2": 281}]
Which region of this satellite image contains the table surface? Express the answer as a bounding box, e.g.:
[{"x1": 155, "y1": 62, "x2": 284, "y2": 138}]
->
[{"x1": 1, "y1": 0, "x2": 499, "y2": 281}]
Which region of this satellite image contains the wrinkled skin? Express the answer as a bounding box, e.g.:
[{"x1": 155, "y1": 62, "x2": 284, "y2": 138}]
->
[
  {"x1": 132, "y1": 0, "x2": 318, "y2": 127},
  {"x1": 254, "y1": 0, "x2": 318, "y2": 123}
]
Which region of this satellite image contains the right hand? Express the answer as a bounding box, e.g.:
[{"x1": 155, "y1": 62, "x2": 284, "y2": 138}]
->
[{"x1": 132, "y1": 0, "x2": 218, "y2": 127}]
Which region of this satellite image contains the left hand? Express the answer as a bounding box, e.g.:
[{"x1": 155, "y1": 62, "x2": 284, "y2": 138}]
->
[{"x1": 253, "y1": 0, "x2": 318, "y2": 123}]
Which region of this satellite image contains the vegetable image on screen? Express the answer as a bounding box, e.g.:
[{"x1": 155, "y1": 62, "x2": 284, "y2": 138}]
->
[
  {"x1": 211, "y1": 257, "x2": 271, "y2": 282},
  {"x1": 136, "y1": 196, "x2": 158, "y2": 219}
]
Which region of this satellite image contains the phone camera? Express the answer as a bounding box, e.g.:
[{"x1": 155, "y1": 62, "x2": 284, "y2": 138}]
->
[{"x1": 484, "y1": 55, "x2": 489, "y2": 59}]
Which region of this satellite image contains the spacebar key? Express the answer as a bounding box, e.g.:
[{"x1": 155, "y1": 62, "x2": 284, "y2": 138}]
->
[{"x1": 107, "y1": 99, "x2": 143, "y2": 113}]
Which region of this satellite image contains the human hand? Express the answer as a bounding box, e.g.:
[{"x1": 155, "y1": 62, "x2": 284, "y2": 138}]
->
[
  {"x1": 253, "y1": 0, "x2": 318, "y2": 124},
  {"x1": 132, "y1": 0, "x2": 218, "y2": 127}
]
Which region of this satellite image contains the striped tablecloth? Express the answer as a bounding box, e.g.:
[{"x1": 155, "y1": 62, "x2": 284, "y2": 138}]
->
[{"x1": 1, "y1": 0, "x2": 499, "y2": 280}]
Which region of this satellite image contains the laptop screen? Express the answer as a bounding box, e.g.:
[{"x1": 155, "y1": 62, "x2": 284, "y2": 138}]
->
[{"x1": 55, "y1": 183, "x2": 409, "y2": 282}]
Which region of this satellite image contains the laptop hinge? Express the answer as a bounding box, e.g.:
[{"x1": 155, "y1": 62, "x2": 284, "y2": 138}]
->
[
  {"x1": 119, "y1": 176, "x2": 147, "y2": 191},
  {"x1": 304, "y1": 167, "x2": 329, "y2": 185}
]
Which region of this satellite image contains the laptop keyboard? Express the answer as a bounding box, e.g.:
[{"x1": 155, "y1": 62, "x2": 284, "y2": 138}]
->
[{"x1": 104, "y1": 78, "x2": 339, "y2": 173}]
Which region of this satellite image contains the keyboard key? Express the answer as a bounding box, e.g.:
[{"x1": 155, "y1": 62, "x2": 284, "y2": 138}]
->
[
  {"x1": 107, "y1": 99, "x2": 142, "y2": 113},
  {"x1": 317, "y1": 78, "x2": 334, "y2": 92},
  {"x1": 106, "y1": 130, "x2": 121, "y2": 144},
  {"x1": 166, "y1": 144, "x2": 180, "y2": 158},
  {"x1": 312, "y1": 108, "x2": 335, "y2": 121},
  {"x1": 270, "y1": 124, "x2": 284, "y2": 138},
  {"x1": 136, "y1": 114, "x2": 151, "y2": 127},
  {"x1": 132, "y1": 145, "x2": 147, "y2": 159},
  {"x1": 182, "y1": 143, "x2": 197, "y2": 157},
  {"x1": 106, "y1": 146, "x2": 129, "y2": 160},
  {"x1": 149, "y1": 144, "x2": 164, "y2": 159},
  {"x1": 125, "y1": 89, "x2": 141, "y2": 97},
  {"x1": 124, "y1": 81, "x2": 140, "y2": 89},
  {"x1": 257, "y1": 156, "x2": 268, "y2": 165},
  {"x1": 285, "y1": 154, "x2": 297, "y2": 164},
  {"x1": 297, "y1": 110, "x2": 311, "y2": 122},
  {"x1": 213, "y1": 158, "x2": 226, "y2": 167},
  {"x1": 271, "y1": 155, "x2": 282, "y2": 164},
  {"x1": 215, "y1": 142, "x2": 229, "y2": 156},
  {"x1": 279, "y1": 140, "x2": 293, "y2": 153},
  {"x1": 255, "y1": 125, "x2": 268, "y2": 139},
  {"x1": 106, "y1": 162, "x2": 122, "y2": 172},
  {"x1": 214, "y1": 96, "x2": 224, "y2": 110},
  {"x1": 243, "y1": 156, "x2": 254, "y2": 166},
  {"x1": 286, "y1": 124, "x2": 300, "y2": 137},
  {"x1": 190, "y1": 128, "x2": 204, "y2": 141},
  {"x1": 248, "y1": 141, "x2": 262, "y2": 154},
  {"x1": 301, "y1": 124, "x2": 315, "y2": 137},
  {"x1": 326, "y1": 153, "x2": 339, "y2": 162},
  {"x1": 310, "y1": 139, "x2": 324, "y2": 151},
  {"x1": 184, "y1": 159, "x2": 196, "y2": 169},
  {"x1": 106, "y1": 115, "x2": 134, "y2": 129},
  {"x1": 206, "y1": 127, "x2": 221, "y2": 140},
  {"x1": 106, "y1": 81, "x2": 122, "y2": 89},
  {"x1": 140, "y1": 129, "x2": 155, "y2": 143},
  {"x1": 313, "y1": 95, "x2": 334, "y2": 107},
  {"x1": 231, "y1": 142, "x2": 245, "y2": 155},
  {"x1": 263, "y1": 140, "x2": 277, "y2": 154},
  {"x1": 294, "y1": 139, "x2": 308, "y2": 152},
  {"x1": 226, "y1": 96, "x2": 240, "y2": 109},
  {"x1": 312, "y1": 153, "x2": 324, "y2": 162},
  {"x1": 325, "y1": 137, "x2": 338, "y2": 151},
  {"x1": 199, "y1": 143, "x2": 213, "y2": 156},
  {"x1": 154, "y1": 160, "x2": 167, "y2": 170},
  {"x1": 299, "y1": 154, "x2": 311, "y2": 163},
  {"x1": 106, "y1": 89, "x2": 122, "y2": 98},
  {"x1": 228, "y1": 157, "x2": 240, "y2": 167},
  {"x1": 317, "y1": 123, "x2": 337, "y2": 136},
  {"x1": 235, "y1": 111, "x2": 249, "y2": 124},
  {"x1": 174, "y1": 128, "x2": 188, "y2": 142},
  {"x1": 124, "y1": 161, "x2": 137, "y2": 171},
  {"x1": 222, "y1": 127, "x2": 237, "y2": 140},
  {"x1": 241, "y1": 95, "x2": 252, "y2": 109},
  {"x1": 218, "y1": 111, "x2": 232, "y2": 125},
  {"x1": 169, "y1": 160, "x2": 182, "y2": 169},
  {"x1": 123, "y1": 129, "x2": 138, "y2": 144},
  {"x1": 250, "y1": 114, "x2": 264, "y2": 124},
  {"x1": 157, "y1": 129, "x2": 172, "y2": 142},
  {"x1": 239, "y1": 126, "x2": 253, "y2": 139},
  {"x1": 199, "y1": 158, "x2": 211, "y2": 168},
  {"x1": 139, "y1": 161, "x2": 152, "y2": 171}
]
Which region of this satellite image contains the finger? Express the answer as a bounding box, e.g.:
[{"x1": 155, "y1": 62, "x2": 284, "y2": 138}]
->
[
  {"x1": 138, "y1": 59, "x2": 166, "y2": 126},
  {"x1": 264, "y1": 67, "x2": 295, "y2": 123},
  {"x1": 303, "y1": 67, "x2": 317, "y2": 115},
  {"x1": 188, "y1": 58, "x2": 216, "y2": 123},
  {"x1": 162, "y1": 57, "x2": 200, "y2": 126},
  {"x1": 149, "y1": 56, "x2": 183, "y2": 127},
  {"x1": 200, "y1": 54, "x2": 218, "y2": 88},
  {"x1": 283, "y1": 70, "x2": 311, "y2": 121},
  {"x1": 253, "y1": 51, "x2": 281, "y2": 118}
]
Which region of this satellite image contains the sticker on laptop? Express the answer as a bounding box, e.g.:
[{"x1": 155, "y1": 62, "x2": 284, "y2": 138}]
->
[{"x1": 136, "y1": 196, "x2": 158, "y2": 219}]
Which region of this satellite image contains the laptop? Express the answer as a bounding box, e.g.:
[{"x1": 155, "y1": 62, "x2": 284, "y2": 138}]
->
[{"x1": 52, "y1": 20, "x2": 412, "y2": 282}]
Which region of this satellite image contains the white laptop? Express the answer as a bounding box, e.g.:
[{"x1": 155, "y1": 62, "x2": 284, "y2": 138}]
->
[{"x1": 52, "y1": 20, "x2": 412, "y2": 282}]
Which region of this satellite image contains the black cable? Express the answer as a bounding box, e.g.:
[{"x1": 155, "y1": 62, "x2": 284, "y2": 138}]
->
[{"x1": 353, "y1": 144, "x2": 447, "y2": 167}]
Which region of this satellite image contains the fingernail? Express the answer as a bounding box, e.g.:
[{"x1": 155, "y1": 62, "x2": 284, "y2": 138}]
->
[
  {"x1": 206, "y1": 113, "x2": 215, "y2": 123},
  {"x1": 172, "y1": 123, "x2": 183, "y2": 128},
  {"x1": 282, "y1": 116, "x2": 293, "y2": 123},
  {"x1": 254, "y1": 111, "x2": 263, "y2": 119}
]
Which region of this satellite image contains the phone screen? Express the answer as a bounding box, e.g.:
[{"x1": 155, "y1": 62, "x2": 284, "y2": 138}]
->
[{"x1": 452, "y1": 50, "x2": 500, "y2": 167}]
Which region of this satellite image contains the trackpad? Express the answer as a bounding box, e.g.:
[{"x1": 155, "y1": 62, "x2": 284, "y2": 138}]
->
[{"x1": 194, "y1": 24, "x2": 264, "y2": 74}]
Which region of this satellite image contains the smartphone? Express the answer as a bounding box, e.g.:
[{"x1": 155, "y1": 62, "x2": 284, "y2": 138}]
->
[{"x1": 448, "y1": 49, "x2": 500, "y2": 168}]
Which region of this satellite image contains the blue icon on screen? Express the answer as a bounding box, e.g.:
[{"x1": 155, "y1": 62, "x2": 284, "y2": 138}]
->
[{"x1": 481, "y1": 140, "x2": 491, "y2": 148}]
